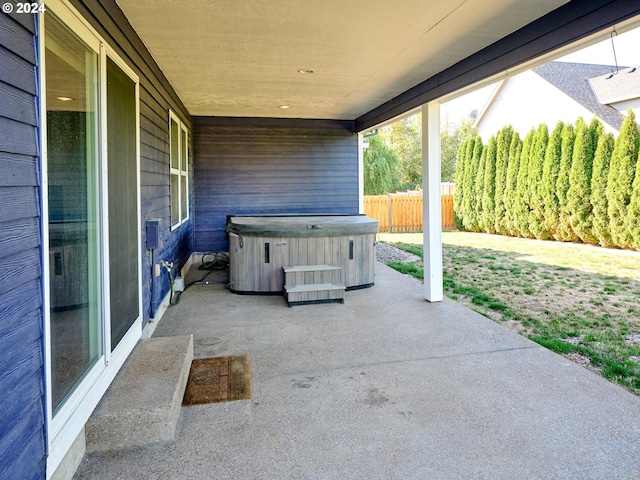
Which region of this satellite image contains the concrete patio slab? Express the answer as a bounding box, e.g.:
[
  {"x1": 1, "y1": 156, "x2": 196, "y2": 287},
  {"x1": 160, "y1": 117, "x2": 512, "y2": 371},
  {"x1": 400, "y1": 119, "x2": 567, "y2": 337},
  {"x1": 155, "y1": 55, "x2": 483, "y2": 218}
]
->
[{"x1": 74, "y1": 262, "x2": 640, "y2": 479}]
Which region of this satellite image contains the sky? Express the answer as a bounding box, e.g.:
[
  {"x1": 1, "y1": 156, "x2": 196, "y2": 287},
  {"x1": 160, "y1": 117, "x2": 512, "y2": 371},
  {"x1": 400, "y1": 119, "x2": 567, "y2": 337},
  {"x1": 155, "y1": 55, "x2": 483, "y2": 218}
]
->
[{"x1": 440, "y1": 26, "x2": 640, "y2": 126}]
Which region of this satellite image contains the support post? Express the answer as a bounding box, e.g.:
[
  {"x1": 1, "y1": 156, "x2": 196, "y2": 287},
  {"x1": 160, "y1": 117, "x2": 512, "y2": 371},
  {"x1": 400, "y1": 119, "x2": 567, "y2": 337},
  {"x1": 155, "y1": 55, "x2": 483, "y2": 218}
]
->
[
  {"x1": 421, "y1": 102, "x2": 443, "y2": 302},
  {"x1": 358, "y1": 133, "x2": 365, "y2": 214}
]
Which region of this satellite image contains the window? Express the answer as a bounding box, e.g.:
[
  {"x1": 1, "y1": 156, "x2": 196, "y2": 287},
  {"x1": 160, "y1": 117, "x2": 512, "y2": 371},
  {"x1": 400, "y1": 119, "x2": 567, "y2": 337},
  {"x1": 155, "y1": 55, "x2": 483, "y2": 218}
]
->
[{"x1": 170, "y1": 112, "x2": 189, "y2": 228}]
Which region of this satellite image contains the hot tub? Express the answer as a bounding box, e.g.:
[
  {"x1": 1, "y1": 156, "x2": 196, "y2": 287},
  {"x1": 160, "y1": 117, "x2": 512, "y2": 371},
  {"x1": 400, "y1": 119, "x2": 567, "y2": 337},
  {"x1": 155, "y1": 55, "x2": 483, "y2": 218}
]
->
[{"x1": 226, "y1": 215, "x2": 378, "y2": 293}]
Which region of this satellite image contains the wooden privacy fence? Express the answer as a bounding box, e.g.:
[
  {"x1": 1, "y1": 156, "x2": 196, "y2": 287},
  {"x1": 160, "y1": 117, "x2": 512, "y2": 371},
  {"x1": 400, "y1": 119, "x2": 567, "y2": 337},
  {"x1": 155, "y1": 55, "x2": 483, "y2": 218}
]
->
[{"x1": 364, "y1": 191, "x2": 456, "y2": 233}]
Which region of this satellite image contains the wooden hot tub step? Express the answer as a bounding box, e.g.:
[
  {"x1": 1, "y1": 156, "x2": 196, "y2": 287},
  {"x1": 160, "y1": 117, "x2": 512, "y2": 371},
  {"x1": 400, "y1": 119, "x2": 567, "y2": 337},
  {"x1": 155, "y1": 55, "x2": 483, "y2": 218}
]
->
[
  {"x1": 283, "y1": 264, "x2": 342, "y2": 272},
  {"x1": 283, "y1": 264, "x2": 342, "y2": 288},
  {"x1": 284, "y1": 283, "x2": 345, "y2": 307}
]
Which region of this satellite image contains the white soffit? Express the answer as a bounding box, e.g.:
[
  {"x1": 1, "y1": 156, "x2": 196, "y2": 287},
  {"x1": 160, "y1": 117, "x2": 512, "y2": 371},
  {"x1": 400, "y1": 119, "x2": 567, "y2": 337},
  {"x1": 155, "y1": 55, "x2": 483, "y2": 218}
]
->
[{"x1": 116, "y1": 0, "x2": 569, "y2": 119}]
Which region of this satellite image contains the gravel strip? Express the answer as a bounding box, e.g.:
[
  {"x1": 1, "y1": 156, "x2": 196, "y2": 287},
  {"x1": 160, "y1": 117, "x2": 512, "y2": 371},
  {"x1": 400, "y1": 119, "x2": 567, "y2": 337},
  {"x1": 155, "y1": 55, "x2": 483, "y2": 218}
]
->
[
  {"x1": 564, "y1": 352, "x2": 593, "y2": 368},
  {"x1": 376, "y1": 242, "x2": 421, "y2": 264}
]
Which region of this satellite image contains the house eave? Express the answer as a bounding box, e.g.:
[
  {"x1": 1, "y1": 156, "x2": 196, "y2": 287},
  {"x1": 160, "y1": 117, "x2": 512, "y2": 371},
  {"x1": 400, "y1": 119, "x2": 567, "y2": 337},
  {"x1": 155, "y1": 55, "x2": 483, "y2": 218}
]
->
[{"x1": 355, "y1": 0, "x2": 640, "y2": 132}]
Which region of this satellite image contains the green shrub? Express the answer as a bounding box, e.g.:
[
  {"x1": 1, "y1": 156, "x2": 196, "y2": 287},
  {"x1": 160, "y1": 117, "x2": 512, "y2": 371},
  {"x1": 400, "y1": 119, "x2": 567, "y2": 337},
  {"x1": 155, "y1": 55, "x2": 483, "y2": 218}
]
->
[
  {"x1": 627, "y1": 146, "x2": 640, "y2": 250},
  {"x1": 494, "y1": 126, "x2": 515, "y2": 234},
  {"x1": 540, "y1": 121, "x2": 564, "y2": 236},
  {"x1": 503, "y1": 132, "x2": 522, "y2": 236},
  {"x1": 453, "y1": 137, "x2": 470, "y2": 230},
  {"x1": 528, "y1": 123, "x2": 551, "y2": 239},
  {"x1": 471, "y1": 136, "x2": 488, "y2": 232},
  {"x1": 566, "y1": 118, "x2": 602, "y2": 244},
  {"x1": 458, "y1": 136, "x2": 481, "y2": 231},
  {"x1": 494, "y1": 125, "x2": 514, "y2": 235},
  {"x1": 607, "y1": 110, "x2": 640, "y2": 248},
  {"x1": 480, "y1": 135, "x2": 498, "y2": 233},
  {"x1": 555, "y1": 123, "x2": 577, "y2": 241},
  {"x1": 590, "y1": 132, "x2": 615, "y2": 247},
  {"x1": 514, "y1": 129, "x2": 535, "y2": 237}
]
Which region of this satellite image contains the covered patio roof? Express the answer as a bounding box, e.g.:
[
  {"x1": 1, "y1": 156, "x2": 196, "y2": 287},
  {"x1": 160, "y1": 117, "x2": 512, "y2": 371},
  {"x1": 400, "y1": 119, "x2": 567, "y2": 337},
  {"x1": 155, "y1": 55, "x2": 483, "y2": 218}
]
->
[{"x1": 115, "y1": 0, "x2": 640, "y2": 130}]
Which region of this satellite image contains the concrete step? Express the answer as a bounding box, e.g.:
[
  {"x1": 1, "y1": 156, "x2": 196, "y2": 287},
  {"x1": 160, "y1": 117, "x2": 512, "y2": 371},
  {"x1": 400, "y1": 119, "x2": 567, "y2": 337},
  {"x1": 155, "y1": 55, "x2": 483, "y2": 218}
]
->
[{"x1": 85, "y1": 335, "x2": 193, "y2": 452}]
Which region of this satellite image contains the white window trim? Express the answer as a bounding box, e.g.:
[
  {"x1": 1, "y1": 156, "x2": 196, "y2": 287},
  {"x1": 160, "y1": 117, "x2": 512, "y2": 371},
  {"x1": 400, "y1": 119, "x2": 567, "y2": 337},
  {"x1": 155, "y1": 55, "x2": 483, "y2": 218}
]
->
[
  {"x1": 39, "y1": 1, "x2": 142, "y2": 477},
  {"x1": 169, "y1": 110, "x2": 190, "y2": 230}
]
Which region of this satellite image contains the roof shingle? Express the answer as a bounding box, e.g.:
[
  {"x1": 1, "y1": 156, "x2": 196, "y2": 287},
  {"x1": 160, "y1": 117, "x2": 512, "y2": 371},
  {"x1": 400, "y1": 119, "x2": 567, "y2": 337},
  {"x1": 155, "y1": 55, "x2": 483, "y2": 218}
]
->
[{"x1": 532, "y1": 61, "x2": 625, "y2": 131}]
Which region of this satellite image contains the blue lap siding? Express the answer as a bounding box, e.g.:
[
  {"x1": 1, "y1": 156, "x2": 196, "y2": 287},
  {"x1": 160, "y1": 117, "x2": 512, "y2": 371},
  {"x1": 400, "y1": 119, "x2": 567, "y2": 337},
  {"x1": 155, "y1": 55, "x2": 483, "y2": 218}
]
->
[
  {"x1": 193, "y1": 117, "x2": 359, "y2": 252},
  {"x1": 69, "y1": 0, "x2": 194, "y2": 322},
  {"x1": 2, "y1": 0, "x2": 195, "y2": 476},
  {"x1": 0, "y1": 11, "x2": 47, "y2": 480}
]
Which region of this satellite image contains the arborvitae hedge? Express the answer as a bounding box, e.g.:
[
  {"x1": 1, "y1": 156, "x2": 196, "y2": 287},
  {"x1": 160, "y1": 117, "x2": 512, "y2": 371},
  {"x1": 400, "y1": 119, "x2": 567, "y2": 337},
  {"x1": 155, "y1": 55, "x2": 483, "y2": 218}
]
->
[
  {"x1": 591, "y1": 132, "x2": 615, "y2": 247},
  {"x1": 481, "y1": 135, "x2": 498, "y2": 233},
  {"x1": 628, "y1": 147, "x2": 640, "y2": 249},
  {"x1": 540, "y1": 121, "x2": 564, "y2": 236},
  {"x1": 453, "y1": 138, "x2": 470, "y2": 230},
  {"x1": 457, "y1": 136, "x2": 474, "y2": 230},
  {"x1": 607, "y1": 110, "x2": 640, "y2": 249},
  {"x1": 528, "y1": 124, "x2": 550, "y2": 239},
  {"x1": 504, "y1": 133, "x2": 522, "y2": 236},
  {"x1": 469, "y1": 137, "x2": 484, "y2": 231},
  {"x1": 566, "y1": 118, "x2": 602, "y2": 244},
  {"x1": 555, "y1": 123, "x2": 577, "y2": 241},
  {"x1": 461, "y1": 136, "x2": 483, "y2": 231},
  {"x1": 452, "y1": 113, "x2": 640, "y2": 250},
  {"x1": 471, "y1": 137, "x2": 488, "y2": 232},
  {"x1": 514, "y1": 129, "x2": 535, "y2": 238},
  {"x1": 494, "y1": 126, "x2": 514, "y2": 234}
]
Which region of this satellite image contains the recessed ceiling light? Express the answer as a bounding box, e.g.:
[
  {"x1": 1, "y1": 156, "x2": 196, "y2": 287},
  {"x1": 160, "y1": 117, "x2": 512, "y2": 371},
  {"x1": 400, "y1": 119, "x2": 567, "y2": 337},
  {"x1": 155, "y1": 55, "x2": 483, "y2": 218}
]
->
[
  {"x1": 56, "y1": 96, "x2": 74, "y2": 102},
  {"x1": 279, "y1": 105, "x2": 290, "y2": 109}
]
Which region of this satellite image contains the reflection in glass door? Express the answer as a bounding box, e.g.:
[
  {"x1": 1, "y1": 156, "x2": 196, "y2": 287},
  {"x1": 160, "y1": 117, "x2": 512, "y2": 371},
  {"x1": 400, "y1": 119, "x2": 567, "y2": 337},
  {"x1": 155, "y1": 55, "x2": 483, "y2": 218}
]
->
[{"x1": 45, "y1": 13, "x2": 102, "y2": 413}]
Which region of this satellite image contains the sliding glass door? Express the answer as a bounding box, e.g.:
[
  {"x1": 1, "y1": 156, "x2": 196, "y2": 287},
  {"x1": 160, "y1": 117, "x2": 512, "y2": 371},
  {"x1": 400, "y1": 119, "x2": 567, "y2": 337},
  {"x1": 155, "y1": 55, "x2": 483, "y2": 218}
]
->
[
  {"x1": 44, "y1": 7, "x2": 141, "y2": 419},
  {"x1": 106, "y1": 57, "x2": 140, "y2": 350},
  {"x1": 45, "y1": 12, "x2": 102, "y2": 413}
]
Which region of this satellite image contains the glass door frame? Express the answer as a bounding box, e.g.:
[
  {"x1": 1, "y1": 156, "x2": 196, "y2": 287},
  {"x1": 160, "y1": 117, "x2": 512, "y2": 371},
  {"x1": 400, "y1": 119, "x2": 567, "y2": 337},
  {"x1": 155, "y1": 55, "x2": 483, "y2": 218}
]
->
[{"x1": 39, "y1": 0, "x2": 142, "y2": 475}]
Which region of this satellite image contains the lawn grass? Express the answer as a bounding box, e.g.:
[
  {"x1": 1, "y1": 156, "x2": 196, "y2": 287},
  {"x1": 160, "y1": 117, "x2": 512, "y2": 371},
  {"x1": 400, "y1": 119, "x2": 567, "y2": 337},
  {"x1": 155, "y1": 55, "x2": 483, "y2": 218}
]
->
[{"x1": 378, "y1": 231, "x2": 640, "y2": 396}]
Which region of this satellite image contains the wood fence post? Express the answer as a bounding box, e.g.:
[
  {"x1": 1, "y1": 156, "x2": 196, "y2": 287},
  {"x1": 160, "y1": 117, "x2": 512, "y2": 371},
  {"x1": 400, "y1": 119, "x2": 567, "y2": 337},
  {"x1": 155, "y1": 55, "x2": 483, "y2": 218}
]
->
[{"x1": 387, "y1": 193, "x2": 392, "y2": 233}]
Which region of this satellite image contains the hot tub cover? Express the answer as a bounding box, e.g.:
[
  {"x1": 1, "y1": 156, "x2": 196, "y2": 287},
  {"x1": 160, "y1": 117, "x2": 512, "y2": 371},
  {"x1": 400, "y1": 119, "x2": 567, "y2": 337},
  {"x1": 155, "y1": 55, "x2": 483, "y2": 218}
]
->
[{"x1": 226, "y1": 215, "x2": 378, "y2": 238}]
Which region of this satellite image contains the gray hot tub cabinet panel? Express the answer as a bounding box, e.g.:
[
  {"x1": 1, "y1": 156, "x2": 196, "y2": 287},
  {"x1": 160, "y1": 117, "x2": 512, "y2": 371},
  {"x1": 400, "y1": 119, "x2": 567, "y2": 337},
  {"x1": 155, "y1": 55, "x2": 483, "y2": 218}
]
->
[{"x1": 227, "y1": 215, "x2": 378, "y2": 293}]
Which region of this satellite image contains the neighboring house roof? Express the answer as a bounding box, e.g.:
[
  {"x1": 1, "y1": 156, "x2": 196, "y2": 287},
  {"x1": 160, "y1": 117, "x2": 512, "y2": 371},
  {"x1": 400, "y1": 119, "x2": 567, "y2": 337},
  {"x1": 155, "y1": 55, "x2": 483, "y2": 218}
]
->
[
  {"x1": 589, "y1": 66, "x2": 640, "y2": 104},
  {"x1": 532, "y1": 61, "x2": 626, "y2": 131}
]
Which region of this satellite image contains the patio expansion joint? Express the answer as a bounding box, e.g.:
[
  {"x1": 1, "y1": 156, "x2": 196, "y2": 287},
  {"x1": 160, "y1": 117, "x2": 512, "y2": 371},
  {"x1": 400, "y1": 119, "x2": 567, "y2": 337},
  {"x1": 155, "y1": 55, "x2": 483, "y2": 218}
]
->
[{"x1": 261, "y1": 344, "x2": 542, "y2": 381}]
